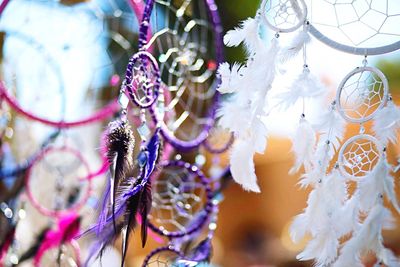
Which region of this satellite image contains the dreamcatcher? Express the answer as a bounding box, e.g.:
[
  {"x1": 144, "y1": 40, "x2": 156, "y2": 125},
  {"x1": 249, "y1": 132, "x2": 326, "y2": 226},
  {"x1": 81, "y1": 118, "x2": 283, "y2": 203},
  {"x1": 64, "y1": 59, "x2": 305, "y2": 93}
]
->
[
  {"x1": 82, "y1": 0, "x2": 231, "y2": 266},
  {"x1": 0, "y1": 0, "x2": 146, "y2": 266},
  {"x1": 219, "y1": 0, "x2": 400, "y2": 266}
]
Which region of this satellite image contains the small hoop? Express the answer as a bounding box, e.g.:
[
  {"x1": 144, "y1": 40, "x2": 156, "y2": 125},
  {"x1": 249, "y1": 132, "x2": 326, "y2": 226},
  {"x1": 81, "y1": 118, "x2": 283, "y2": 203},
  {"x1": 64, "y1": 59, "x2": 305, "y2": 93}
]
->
[
  {"x1": 25, "y1": 146, "x2": 92, "y2": 217},
  {"x1": 338, "y1": 134, "x2": 383, "y2": 180},
  {"x1": 125, "y1": 51, "x2": 161, "y2": 109},
  {"x1": 260, "y1": 0, "x2": 307, "y2": 33},
  {"x1": 336, "y1": 66, "x2": 389, "y2": 124}
]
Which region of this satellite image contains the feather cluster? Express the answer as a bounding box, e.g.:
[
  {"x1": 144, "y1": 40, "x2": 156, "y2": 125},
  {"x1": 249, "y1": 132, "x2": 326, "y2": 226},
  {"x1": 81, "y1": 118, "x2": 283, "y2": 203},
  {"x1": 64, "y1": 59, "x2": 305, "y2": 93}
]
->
[
  {"x1": 217, "y1": 11, "x2": 280, "y2": 192},
  {"x1": 292, "y1": 143, "x2": 400, "y2": 266},
  {"x1": 276, "y1": 67, "x2": 326, "y2": 110},
  {"x1": 372, "y1": 99, "x2": 400, "y2": 145},
  {"x1": 102, "y1": 120, "x2": 135, "y2": 232},
  {"x1": 83, "y1": 130, "x2": 161, "y2": 267},
  {"x1": 279, "y1": 26, "x2": 311, "y2": 63}
]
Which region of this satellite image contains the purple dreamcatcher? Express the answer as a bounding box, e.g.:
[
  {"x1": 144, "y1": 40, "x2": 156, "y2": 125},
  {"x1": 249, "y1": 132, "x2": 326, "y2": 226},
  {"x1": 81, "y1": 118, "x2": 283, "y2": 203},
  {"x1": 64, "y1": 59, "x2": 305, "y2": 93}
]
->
[{"x1": 82, "y1": 0, "x2": 229, "y2": 266}]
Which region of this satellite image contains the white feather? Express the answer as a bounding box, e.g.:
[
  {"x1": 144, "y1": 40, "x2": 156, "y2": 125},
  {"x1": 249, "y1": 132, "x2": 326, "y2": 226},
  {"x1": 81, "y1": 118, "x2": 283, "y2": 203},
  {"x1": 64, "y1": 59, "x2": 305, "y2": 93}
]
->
[
  {"x1": 289, "y1": 117, "x2": 316, "y2": 174},
  {"x1": 295, "y1": 170, "x2": 346, "y2": 265},
  {"x1": 372, "y1": 100, "x2": 400, "y2": 145},
  {"x1": 334, "y1": 195, "x2": 360, "y2": 237},
  {"x1": 223, "y1": 17, "x2": 261, "y2": 54},
  {"x1": 290, "y1": 184, "x2": 326, "y2": 242},
  {"x1": 358, "y1": 155, "x2": 400, "y2": 214},
  {"x1": 279, "y1": 28, "x2": 311, "y2": 62},
  {"x1": 334, "y1": 202, "x2": 396, "y2": 267},
  {"x1": 229, "y1": 138, "x2": 260, "y2": 193},
  {"x1": 315, "y1": 106, "x2": 346, "y2": 153},
  {"x1": 216, "y1": 94, "x2": 252, "y2": 137},
  {"x1": 217, "y1": 62, "x2": 243, "y2": 94},
  {"x1": 276, "y1": 68, "x2": 326, "y2": 110},
  {"x1": 296, "y1": 226, "x2": 338, "y2": 266},
  {"x1": 221, "y1": 30, "x2": 280, "y2": 194}
]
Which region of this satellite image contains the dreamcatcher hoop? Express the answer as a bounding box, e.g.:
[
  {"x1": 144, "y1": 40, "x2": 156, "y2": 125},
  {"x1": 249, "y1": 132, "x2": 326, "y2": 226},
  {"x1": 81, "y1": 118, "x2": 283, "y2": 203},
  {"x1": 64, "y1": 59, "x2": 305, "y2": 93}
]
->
[
  {"x1": 25, "y1": 146, "x2": 93, "y2": 217},
  {"x1": 142, "y1": 246, "x2": 183, "y2": 267},
  {"x1": 0, "y1": 0, "x2": 146, "y2": 128},
  {"x1": 336, "y1": 66, "x2": 389, "y2": 124},
  {"x1": 136, "y1": 0, "x2": 224, "y2": 151},
  {"x1": 148, "y1": 160, "x2": 213, "y2": 239},
  {"x1": 124, "y1": 50, "x2": 161, "y2": 108},
  {"x1": 260, "y1": 0, "x2": 308, "y2": 33},
  {"x1": 308, "y1": 25, "x2": 400, "y2": 56},
  {"x1": 306, "y1": 0, "x2": 400, "y2": 55},
  {"x1": 338, "y1": 134, "x2": 383, "y2": 180}
]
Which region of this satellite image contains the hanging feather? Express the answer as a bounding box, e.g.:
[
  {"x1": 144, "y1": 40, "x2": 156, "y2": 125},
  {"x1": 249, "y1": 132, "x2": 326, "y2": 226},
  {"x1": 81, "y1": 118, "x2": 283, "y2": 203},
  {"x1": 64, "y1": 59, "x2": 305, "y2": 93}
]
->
[
  {"x1": 279, "y1": 27, "x2": 311, "y2": 62},
  {"x1": 289, "y1": 115, "x2": 316, "y2": 174},
  {"x1": 16, "y1": 227, "x2": 50, "y2": 265},
  {"x1": 229, "y1": 138, "x2": 260, "y2": 193},
  {"x1": 296, "y1": 170, "x2": 346, "y2": 266},
  {"x1": 34, "y1": 213, "x2": 81, "y2": 267},
  {"x1": 296, "y1": 226, "x2": 338, "y2": 267},
  {"x1": 223, "y1": 17, "x2": 262, "y2": 54},
  {"x1": 0, "y1": 225, "x2": 15, "y2": 264},
  {"x1": 217, "y1": 62, "x2": 243, "y2": 94},
  {"x1": 217, "y1": 94, "x2": 252, "y2": 138},
  {"x1": 276, "y1": 67, "x2": 326, "y2": 110},
  {"x1": 84, "y1": 131, "x2": 160, "y2": 267},
  {"x1": 189, "y1": 238, "x2": 213, "y2": 263},
  {"x1": 357, "y1": 154, "x2": 400, "y2": 214},
  {"x1": 103, "y1": 120, "x2": 135, "y2": 232},
  {"x1": 290, "y1": 184, "x2": 324, "y2": 243},
  {"x1": 315, "y1": 104, "x2": 346, "y2": 155},
  {"x1": 335, "y1": 195, "x2": 360, "y2": 237},
  {"x1": 333, "y1": 201, "x2": 398, "y2": 267},
  {"x1": 372, "y1": 100, "x2": 400, "y2": 145}
]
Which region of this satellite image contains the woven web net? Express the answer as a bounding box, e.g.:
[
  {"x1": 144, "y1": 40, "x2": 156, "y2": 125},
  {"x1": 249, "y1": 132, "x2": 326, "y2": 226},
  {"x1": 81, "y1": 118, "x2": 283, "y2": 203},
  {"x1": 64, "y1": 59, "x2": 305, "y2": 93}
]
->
[
  {"x1": 262, "y1": 0, "x2": 306, "y2": 31},
  {"x1": 149, "y1": 164, "x2": 208, "y2": 235},
  {"x1": 27, "y1": 147, "x2": 90, "y2": 213},
  {"x1": 144, "y1": 249, "x2": 180, "y2": 267},
  {"x1": 307, "y1": 0, "x2": 400, "y2": 48},
  {"x1": 340, "y1": 136, "x2": 380, "y2": 178},
  {"x1": 39, "y1": 243, "x2": 79, "y2": 267},
  {"x1": 147, "y1": 0, "x2": 219, "y2": 142},
  {"x1": 337, "y1": 68, "x2": 387, "y2": 122}
]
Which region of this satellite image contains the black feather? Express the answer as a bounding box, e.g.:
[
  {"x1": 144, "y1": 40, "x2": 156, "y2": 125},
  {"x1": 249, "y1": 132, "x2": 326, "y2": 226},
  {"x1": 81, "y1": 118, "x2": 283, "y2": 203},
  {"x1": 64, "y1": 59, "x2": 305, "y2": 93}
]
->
[
  {"x1": 121, "y1": 184, "x2": 141, "y2": 267},
  {"x1": 17, "y1": 227, "x2": 50, "y2": 264},
  {"x1": 140, "y1": 181, "x2": 152, "y2": 248},
  {"x1": 105, "y1": 120, "x2": 134, "y2": 233}
]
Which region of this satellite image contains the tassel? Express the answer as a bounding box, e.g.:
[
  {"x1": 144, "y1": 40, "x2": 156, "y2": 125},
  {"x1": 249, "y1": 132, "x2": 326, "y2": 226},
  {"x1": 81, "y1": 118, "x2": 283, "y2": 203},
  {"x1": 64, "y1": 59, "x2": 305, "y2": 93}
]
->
[
  {"x1": 289, "y1": 115, "x2": 316, "y2": 174},
  {"x1": 103, "y1": 120, "x2": 135, "y2": 233},
  {"x1": 372, "y1": 100, "x2": 400, "y2": 145}
]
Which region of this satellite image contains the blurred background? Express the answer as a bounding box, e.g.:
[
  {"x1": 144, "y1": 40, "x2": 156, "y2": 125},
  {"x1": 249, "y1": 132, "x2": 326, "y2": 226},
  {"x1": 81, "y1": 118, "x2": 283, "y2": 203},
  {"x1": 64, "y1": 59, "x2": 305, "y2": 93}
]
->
[{"x1": 0, "y1": 0, "x2": 400, "y2": 266}]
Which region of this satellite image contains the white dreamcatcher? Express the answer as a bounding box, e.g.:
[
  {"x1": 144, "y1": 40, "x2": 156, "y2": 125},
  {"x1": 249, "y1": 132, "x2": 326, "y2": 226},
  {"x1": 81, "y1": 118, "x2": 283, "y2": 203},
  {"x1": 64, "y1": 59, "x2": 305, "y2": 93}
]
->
[{"x1": 218, "y1": 0, "x2": 400, "y2": 266}]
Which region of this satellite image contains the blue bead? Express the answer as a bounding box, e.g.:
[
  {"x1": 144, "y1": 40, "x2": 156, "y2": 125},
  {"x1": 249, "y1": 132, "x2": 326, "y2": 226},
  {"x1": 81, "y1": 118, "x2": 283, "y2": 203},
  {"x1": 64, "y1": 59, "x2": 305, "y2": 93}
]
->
[{"x1": 138, "y1": 150, "x2": 148, "y2": 167}]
